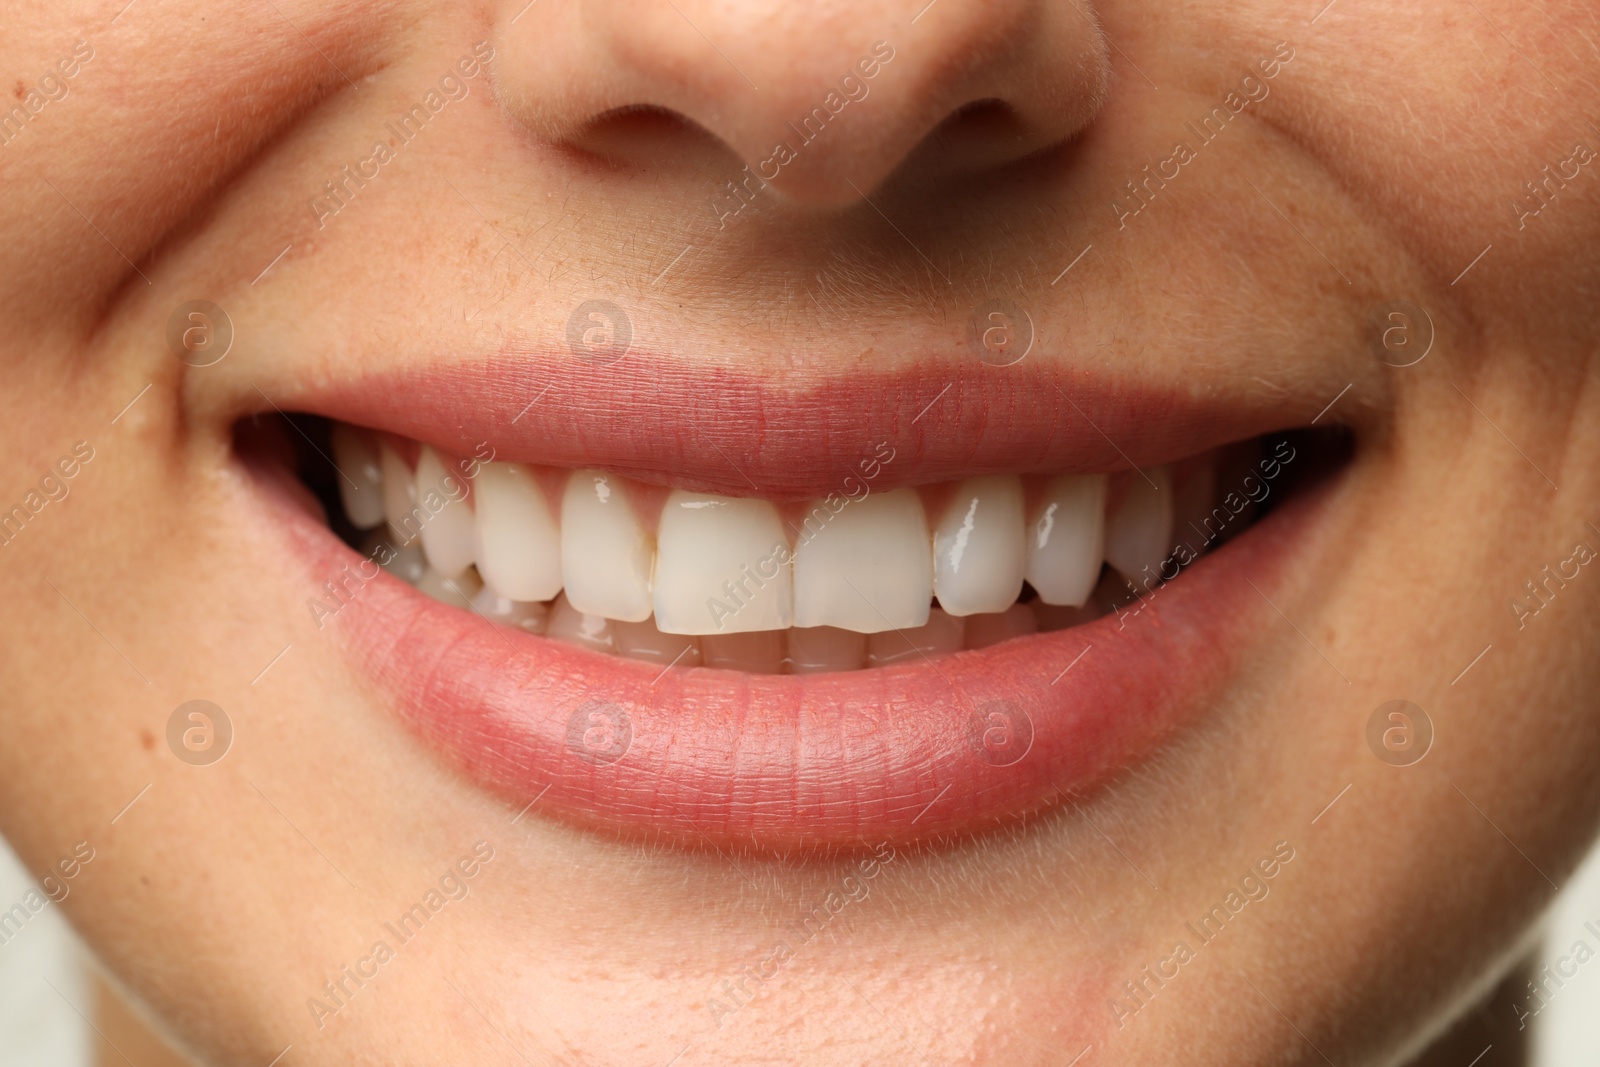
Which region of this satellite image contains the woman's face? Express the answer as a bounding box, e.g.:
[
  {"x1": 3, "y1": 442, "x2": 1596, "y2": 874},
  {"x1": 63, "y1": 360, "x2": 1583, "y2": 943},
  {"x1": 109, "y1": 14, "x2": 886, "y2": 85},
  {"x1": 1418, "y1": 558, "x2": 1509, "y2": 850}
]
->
[{"x1": 2, "y1": 0, "x2": 1597, "y2": 1062}]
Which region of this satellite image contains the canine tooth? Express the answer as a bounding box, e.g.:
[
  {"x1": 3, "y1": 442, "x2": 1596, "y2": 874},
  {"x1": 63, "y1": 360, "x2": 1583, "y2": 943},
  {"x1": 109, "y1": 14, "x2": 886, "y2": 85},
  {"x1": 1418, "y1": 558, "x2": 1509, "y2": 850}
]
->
[
  {"x1": 380, "y1": 442, "x2": 418, "y2": 545},
  {"x1": 546, "y1": 593, "x2": 615, "y2": 654},
  {"x1": 1104, "y1": 466, "x2": 1174, "y2": 584},
  {"x1": 792, "y1": 488, "x2": 932, "y2": 632},
  {"x1": 701, "y1": 631, "x2": 786, "y2": 673},
  {"x1": 417, "y1": 566, "x2": 481, "y2": 608},
  {"x1": 932, "y1": 475, "x2": 1026, "y2": 616},
  {"x1": 786, "y1": 626, "x2": 867, "y2": 673},
  {"x1": 372, "y1": 536, "x2": 427, "y2": 585},
  {"x1": 1026, "y1": 473, "x2": 1106, "y2": 607},
  {"x1": 474, "y1": 462, "x2": 563, "y2": 602},
  {"x1": 330, "y1": 424, "x2": 385, "y2": 529},
  {"x1": 612, "y1": 617, "x2": 701, "y2": 667},
  {"x1": 653, "y1": 492, "x2": 792, "y2": 635},
  {"x1": 469, "y1": 586, "x2": 550, "y2": 635},
  {"x1": 964, "y1": 604, "x2": 1039, "y2": 650},
  {"x1": 561, "y1": 471, "x2": 654, "y2": 623},
  {"x1": 866, "y1": 609, "x2": 964, "y2": 667},
  {"x1": 414, "y1": 446, "x2": 477, "y2": 578}
]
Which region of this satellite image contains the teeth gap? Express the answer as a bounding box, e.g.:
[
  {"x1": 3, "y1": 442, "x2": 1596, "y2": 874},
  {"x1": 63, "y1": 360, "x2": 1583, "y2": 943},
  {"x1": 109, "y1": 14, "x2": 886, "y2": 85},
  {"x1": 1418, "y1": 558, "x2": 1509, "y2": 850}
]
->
[{"x1": 265, "y1": 415, "x2": 1343, "y2": 675}]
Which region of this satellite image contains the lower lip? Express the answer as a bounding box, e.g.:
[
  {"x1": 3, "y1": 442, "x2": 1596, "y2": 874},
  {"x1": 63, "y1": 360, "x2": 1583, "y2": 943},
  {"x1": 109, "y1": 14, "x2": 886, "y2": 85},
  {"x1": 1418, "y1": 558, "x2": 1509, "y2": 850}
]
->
[{"x1": 268, "y1": 466, "x2": 1326, "y2": 852}]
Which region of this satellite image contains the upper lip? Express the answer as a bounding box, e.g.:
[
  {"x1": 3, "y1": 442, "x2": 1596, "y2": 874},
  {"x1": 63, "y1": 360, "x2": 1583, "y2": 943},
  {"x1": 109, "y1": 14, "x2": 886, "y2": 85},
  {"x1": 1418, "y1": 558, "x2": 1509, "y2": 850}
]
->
[{"x1": 262, "y1": 346, "x2": 1347, "y2": 497}]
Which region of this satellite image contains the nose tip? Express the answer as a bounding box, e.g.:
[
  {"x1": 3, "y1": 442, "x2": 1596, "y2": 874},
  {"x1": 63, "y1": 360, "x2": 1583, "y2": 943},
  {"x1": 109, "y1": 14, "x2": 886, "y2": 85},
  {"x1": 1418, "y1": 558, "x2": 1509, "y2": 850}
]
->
[{"x1": 496, "y1": 1, "x2": 1111, "y2": 208}]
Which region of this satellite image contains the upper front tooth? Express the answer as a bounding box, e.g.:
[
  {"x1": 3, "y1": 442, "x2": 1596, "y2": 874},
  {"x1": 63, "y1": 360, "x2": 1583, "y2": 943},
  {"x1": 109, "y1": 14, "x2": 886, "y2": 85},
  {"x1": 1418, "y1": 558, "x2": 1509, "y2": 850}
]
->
[
  {"x1": 330, "y1": 424, "x2": 385, "y2": 529},
  {"x1": 414, "y1": 446, "x2": 477, "y2": 578},
  {"x1": 792, "y1": 488, "x2": 932, "y2": 632},
  {"x1": 653, "y1": 492, "x2": 792, "y2": 635},
  {"x1": 561, "y1": 471, "x2": 654, "y2": 623},
  {"x1": 380, "y1": 441, "x2": 418, "y2": 545},
  {"x1": 932, "y1": 475, "x2": 1025, "y2": 616},
  {"x1": 1026, "y1": 473, "x2": 1107, "y2": 607},
  {"x1": 1104, "y1": 466, "x2": 1174, "y2": 583},
  {"x1": 473, "y1": 461, "x2": 563, "y2": 602}
]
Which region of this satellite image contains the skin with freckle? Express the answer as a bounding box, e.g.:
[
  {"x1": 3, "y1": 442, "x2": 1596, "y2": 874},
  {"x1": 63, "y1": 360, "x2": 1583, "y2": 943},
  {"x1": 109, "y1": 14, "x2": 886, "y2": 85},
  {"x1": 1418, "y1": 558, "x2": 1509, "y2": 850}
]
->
[{"x1": 0, "y1": 1, "x2": 1598, "y2": 1065}]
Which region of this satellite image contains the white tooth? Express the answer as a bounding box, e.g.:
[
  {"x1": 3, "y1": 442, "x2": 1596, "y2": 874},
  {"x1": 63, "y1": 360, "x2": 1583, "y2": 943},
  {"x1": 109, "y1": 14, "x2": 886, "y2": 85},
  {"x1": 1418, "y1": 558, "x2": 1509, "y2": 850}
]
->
[
  {"x1": 612, "y1": 617, "x2": 701, "y2": 667},
  {"x1": 414, "y1": 446, "x2": 477, "y2": 578},
  {"x1": 546, "y1": 593, "x2": 615, "y2": 654},
  {"x1": 792, "y1": 488, "x2": 931, "y2": 633},
  {"x1": 866, "y1": 609, "x2": 964, "y2": 667},
  {"x1": 786, "y1": 626, "x2": 867, "y2": 674},
  {"x1": 330, "y1": 424, "x2": 385, "y2": 529},
  {"x1": 561, "y1": 471, "x2": 654, "y2": 623},
  {"x1": 701, "y1": 631, "x2": 786, "y2": 673},
  {"x1": 416, "y1": 566, "x2": 481, "y2": 609},
  {"x1": 932, "y1": 475, "x2": 1026, "y2": 616},
  {"x1": 1026, "y1": 473, "x2": 1107, "y2": 607},
  {"x1": 653, "y1": 492, "x2": 792, "y2": 635},
  {"x1": 1104, "y1": 466, "x2": 1174, "y2": 584},
  {"x1": 469, "y1": 586, "x2": 550, "y2": 635},
  {"x1": 380, "y1": 442, "x2": 418, "y2": 545},
  {"x1": 473, "y1": 462, "x2": 563, "y2": 602},
  {"x1": 964, "y1": 604, "x2": 1039, "y2": 650}
]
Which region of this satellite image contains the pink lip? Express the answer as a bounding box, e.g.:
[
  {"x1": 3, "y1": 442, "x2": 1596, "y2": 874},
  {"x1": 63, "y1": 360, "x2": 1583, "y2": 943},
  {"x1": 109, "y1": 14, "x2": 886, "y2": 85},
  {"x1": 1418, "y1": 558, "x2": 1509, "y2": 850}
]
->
[
  {"x1": 247, "y1": 354, "x2": 1336, "y2": 850},
  {"x1": 285, "y1": 351, "x2": 1309, "y2": 498},
  {"x1": 262, "y1": 461, "x2": 1325, "y2": 852}
]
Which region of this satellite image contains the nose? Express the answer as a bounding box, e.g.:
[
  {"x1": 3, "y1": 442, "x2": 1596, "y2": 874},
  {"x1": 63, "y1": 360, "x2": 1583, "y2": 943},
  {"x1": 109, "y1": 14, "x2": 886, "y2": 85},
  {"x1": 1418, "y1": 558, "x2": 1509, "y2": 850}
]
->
[{"x1": 494, "y1": 0, "x2": 1110, "y2": 207}]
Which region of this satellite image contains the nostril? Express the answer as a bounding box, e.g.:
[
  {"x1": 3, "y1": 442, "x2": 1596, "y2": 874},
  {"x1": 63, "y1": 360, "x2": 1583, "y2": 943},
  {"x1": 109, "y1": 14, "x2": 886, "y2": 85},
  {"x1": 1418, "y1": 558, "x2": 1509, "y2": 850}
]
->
[
  {"x1": 896, "y1": 98, "x2": 1065, "y2": 185},
  {"x1": 571, "y1": 104, "x2": 725, "y2": 167}
]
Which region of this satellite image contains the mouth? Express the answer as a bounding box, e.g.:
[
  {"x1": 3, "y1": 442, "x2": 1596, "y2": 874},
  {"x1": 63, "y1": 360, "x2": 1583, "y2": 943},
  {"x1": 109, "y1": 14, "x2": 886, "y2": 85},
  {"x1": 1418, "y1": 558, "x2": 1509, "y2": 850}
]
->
[{"x1": 240, "y1": 353, "x2": 1351, "y2": 852}]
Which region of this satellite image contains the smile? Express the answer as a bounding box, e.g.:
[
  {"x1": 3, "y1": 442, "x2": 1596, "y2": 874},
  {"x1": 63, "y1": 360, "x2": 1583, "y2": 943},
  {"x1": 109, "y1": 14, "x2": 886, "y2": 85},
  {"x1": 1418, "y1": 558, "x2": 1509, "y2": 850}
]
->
[{"x1": 242, "y1": 354, "x2": 1350, "y2": 850}]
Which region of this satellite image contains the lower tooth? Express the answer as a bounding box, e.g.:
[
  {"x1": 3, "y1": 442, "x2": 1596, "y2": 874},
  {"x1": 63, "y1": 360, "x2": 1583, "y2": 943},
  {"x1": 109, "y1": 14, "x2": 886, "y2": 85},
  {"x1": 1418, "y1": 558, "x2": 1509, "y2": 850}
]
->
[
  {"x1": 612, "y1": 617, "x2": 702, "y2": 667},
  {"x1": 417, "y1": 566, "x2": 481, "y2": 608},
  {"x1": 866, "y1": 609, "x2": 964, "y2": 667},
  {"x1": 1032, "y1": 598, "x2": 1105, "y2": 632},
  {"x1": 701, "y1": 630, "x2": 786, "y2": 673},
  {"x1": 374, "y1": 537, "x2": 427, "y2": 585},
  {"x1": 964, "y1": 604, "x2": 1039, "y2": 650},
  {"x1": 470, "y1": 586, "x2": 549, "y2": 635},
  {"x1": 1104, "y1": 466, "x2": 1174, "y2": 584},
  {"x1": 786, "y1": 626, "x2": 867, "y2": 673},
  {"x1": 546, "y1": 593, "x2": 616, "y2": 654}
]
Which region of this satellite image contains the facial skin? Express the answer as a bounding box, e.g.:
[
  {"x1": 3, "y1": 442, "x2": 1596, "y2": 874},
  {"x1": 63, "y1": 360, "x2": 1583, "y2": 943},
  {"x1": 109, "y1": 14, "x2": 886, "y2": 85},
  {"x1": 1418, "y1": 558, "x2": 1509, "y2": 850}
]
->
[{"x1": 0, "y1": 0, "x2": 1598, "y2": 1063}]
